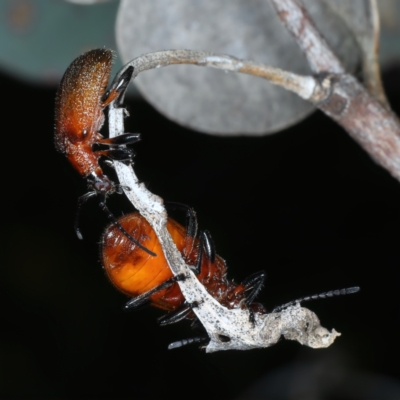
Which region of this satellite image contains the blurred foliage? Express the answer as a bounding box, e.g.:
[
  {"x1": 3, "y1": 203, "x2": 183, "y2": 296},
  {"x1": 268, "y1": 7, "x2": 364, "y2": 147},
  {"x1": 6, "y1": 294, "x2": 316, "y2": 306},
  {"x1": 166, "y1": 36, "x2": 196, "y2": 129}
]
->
[
  {"x1": 0, "y1": 0, "x2": 399, "y2": 84},
  {"x1": 378, "y1": 0, "x2": 400, "y2": 66},
  {"x1": 2, "y1": 0, "x2": 400, "y2": 135},
  {"x1": 0, "y1": 0, "x2": 120, "y2": 84}
]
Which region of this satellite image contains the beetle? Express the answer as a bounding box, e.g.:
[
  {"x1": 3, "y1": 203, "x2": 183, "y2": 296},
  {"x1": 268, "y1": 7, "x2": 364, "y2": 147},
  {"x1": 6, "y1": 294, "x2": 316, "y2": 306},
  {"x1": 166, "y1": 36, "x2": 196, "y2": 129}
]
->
[
  {"x1": 54, "y1": 48, "x2": 155, "y2": 256},
  {"x1": 101, "y1": 207, "x2": 359, "y2": 349},
  {"x1": 101, "y1": 208, "x2": 267, "y2": 326}
]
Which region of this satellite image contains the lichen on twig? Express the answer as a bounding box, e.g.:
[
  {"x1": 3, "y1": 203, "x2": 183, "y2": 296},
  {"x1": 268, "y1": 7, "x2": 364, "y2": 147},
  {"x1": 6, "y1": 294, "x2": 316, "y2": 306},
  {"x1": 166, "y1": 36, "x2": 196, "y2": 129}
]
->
[
  {"x1": 103, "y1": 0, "x2": 389, "y2": 352},
  {"x1": 107, "y1": 96, "x2": 341, "y2": 353}
]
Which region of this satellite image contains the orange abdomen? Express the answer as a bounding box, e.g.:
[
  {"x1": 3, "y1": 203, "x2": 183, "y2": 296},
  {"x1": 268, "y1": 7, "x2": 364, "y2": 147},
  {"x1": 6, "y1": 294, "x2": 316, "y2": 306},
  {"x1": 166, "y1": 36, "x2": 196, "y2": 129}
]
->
[
  {"x1": 101, "y1": 213, "x2": 256, "y2": 314},
  {"x1": 102, "y1": 214, "x2": 191, "y2": 310}
]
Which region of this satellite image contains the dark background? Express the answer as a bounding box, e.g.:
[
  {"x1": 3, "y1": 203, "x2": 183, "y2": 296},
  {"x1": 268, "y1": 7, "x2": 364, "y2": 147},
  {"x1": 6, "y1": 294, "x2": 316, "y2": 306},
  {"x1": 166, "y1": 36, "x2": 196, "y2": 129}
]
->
[{"x1": 1, "y1": 65, "x2": 400, "y2": 399}]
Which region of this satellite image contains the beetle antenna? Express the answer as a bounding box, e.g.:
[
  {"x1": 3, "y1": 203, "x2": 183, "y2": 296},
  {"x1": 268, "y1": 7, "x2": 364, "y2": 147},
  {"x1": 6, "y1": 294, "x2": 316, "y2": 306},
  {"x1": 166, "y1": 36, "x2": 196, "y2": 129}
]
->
[
  {"x1": 272, "y1": 286, "x2": 360, "y2": 313},
  {"x1": 168, "y1": 335, "x2": 209, "y2": 350},
  {"x1": 98, "y1": 195, "x2": 157, "y2": 257}
]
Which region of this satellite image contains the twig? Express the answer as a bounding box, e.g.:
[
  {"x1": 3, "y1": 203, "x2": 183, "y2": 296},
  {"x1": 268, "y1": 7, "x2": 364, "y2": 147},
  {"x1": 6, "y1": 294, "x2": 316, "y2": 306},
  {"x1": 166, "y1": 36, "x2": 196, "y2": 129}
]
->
[
  {"x1": 270, "y1": 0, "x2": 400, "y2": 183},
  {"x1": 111, "y1": 45, "x2": 400, "y2": 183},
  {"x1": 108, "y1": 85, "x2": 341, "y2": 353},
  {"x1": 110, "y1": 49, "x2": 328, "y2": 103},
  {"x1": 271, "y1": 0, "x2": 344, "y2": 74}
]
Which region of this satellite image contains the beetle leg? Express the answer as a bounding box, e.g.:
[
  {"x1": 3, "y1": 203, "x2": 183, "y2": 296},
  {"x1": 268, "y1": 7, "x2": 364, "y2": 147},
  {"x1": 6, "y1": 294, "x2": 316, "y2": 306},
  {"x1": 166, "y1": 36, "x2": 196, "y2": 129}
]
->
[
  {"x1": 158, "y1": 303, "x2": 193, "y2": 326},
  {"x1": 187, "y1": 300, "x2": 202, "y2": 308},
  {"x1": 96, "y1": 132, "x2": 141, "y2": 146},
  {"x1": 101, "y1": 66, "x2": 134, "y2": 107},
  {"x1": 164, "y1": 202, "x2": 198, "y2": 238},
  {"x1": 95, "y1": 148, "x2": 134, "y2": 163},
  {"x1": 192, "y1": 235, "x2": 204, "y2": 275},
  {"x1": 124, "y1": 274, "x2": 187, "y2": 310},
  {"x1": 242, "y1": 271, "x2": 266, "y2": 305},
  {"x1": 240, "y1": 271, "x2": 266, "y2": 325},
  {"x1": 94, "y1": 133, "x2": 140, "y2": 164},
  {"x1": 165, "y1": 202, "x2": 198, "y2": 256},
  {"x1": 184, "y1": 207, "x2": 198, "y2": 257},
  {"x1": 183, "y1": 205, "x2": 198, "y2": 239},
  {"x1": 191, "y1": 231, "x2": 215, "y2": 275},
  {"x1": 201, "y1": 230, "x2": 215, "y2": 263},
  {"x1": 102, "y1": 159, "x2": 114, "y2": 169},
  {"x1": 98, "y1": 195, "x2": 157, "y2": 257}
]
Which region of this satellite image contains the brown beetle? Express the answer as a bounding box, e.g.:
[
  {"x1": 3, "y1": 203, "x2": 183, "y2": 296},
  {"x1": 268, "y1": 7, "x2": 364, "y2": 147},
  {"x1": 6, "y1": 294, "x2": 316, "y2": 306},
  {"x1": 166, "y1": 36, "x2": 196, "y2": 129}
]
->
[
  {"x1": 101, "y1": 210, "x2": 266, "y2": 326},
  {"x1": 55, "y1": 49, "x2": 155, "y2": 255},
  {"x1": 101, "y1": 208, "x2": 359, "y2": 349}
]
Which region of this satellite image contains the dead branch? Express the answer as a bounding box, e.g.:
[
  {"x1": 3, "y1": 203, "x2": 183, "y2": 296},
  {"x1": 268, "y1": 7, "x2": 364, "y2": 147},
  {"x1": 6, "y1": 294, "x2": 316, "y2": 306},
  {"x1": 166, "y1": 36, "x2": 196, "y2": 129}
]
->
[
  {"x1": 111, "y1": 50, "x2": 326, "y2": 103},
  {"x1": 270, "y1": 0, "x2": 400, "y2": 182}
]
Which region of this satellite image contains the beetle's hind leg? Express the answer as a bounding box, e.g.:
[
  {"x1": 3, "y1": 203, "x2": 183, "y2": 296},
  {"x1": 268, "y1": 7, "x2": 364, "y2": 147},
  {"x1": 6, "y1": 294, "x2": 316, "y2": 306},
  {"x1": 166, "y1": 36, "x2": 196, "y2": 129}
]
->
[
  {"x1": 101, "y1": 66, "x2": 134, "y2": 107},
  {"x1": 97, "y1": 132, "x2": 141, "y2": 146},
  {"x1": 95, "y1": 148, "x2": 134, "y2": 164},
  {"x1": 94, "y1": 133, "x2": 141, "y2": 164},
  {"x1": 239, "y1": 271, "x2": 267, "y2": 325},
  {"x1": 125, "y1": 274, "x2": 187, "y2": 310},
  {"x1": 165, "y1": 202, "x2": 198, "y2": 238},
  {"x1": 158, "y1": 298, "x2": 203, "y2": 326},
  {"x1": 165, "y1": 202, "x2": 199, "y2": 258},
  {"x1": 98, "y1": 194, "x2": 157, "y2": 257},
  {"x1": 158, "y1": 303, "x2": 193, "y2": 326}
]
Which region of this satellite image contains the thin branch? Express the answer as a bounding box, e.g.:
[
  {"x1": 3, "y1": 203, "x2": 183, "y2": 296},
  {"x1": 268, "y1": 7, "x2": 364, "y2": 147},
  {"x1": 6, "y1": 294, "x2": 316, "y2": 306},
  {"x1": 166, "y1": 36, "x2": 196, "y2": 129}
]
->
[
  {"x1": 110, "y1": 49, "x2": 327, "y2": 103},
  {"x1": 270, "y1": 0, "x2": 400, "y2": 183},
  {"x1": 363, "y1": 0, "x2": 389, "y2": 106},
  {"x1": 108, "y1": 100, "x2": 341, "y2": 353},
  {"x1": 110, "y1": 47, "x2": 400, "y2": 183},
  {"x1": 317, "y1": 74, "x2": 400, "y2": 181},
  {"x1": 270, "y1": 0, "x2": 345, "y2": 74},
  {"x1": 272, "y1": 0, "x2": 388, "y2": 107}
]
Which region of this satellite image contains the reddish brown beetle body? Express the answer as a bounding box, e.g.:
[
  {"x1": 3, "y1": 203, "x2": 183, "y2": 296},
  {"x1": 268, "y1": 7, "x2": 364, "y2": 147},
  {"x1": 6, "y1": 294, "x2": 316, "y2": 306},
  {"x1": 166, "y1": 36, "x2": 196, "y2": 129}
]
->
[
  {"x1": 101, "y1": 212, "x2": 266, "y2": 321},
  {"x1": 55, "y1": 49, "x2": 115, "y2": 182},
  {"x1": 101, "y1": 213, "x2": 359, "y2": 349},
  {"x1": 54, "y1": 49, "x2": 155, "y2": 255}
]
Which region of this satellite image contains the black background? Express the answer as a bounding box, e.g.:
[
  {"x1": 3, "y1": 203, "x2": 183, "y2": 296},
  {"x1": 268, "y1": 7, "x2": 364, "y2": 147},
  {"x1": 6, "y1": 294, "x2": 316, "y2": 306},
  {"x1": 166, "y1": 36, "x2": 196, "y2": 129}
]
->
[{"x1": 1, "y1": 65, "x2": 400, "y2": 399}]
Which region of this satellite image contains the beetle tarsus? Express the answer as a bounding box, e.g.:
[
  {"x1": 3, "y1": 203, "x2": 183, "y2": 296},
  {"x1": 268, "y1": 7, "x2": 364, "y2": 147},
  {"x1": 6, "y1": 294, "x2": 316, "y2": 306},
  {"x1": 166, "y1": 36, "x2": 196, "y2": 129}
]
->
[
  {"x1": 99, "y1": 199, "x2": 157, "y2": 257},
  {"x1": 125, "y1": 274, "x2": 186, "y2": 310}
]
